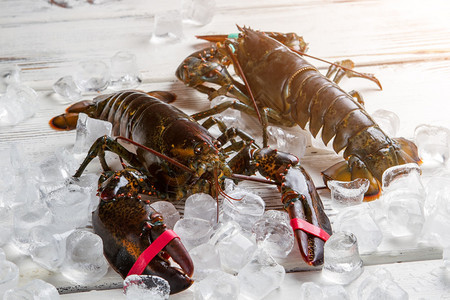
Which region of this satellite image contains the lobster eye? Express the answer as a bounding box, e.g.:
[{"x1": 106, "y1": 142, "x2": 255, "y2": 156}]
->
[{"x1": 194, "y1": 144, "x2": 203, "y2": 155}]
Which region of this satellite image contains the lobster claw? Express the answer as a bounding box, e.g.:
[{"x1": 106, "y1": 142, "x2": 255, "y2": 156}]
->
[
  {"x1": 281, "y1": 166, "x2": 332, "y2": 266},
  {"x1": 142, "y1": 219, "x2": 195, "y2": 293}
]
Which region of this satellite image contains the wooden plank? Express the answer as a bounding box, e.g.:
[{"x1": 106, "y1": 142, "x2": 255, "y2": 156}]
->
[
  {"x1": 1, "y1": 0, "x2": 450, "y2": 298},
  {"x1": 2, "y1": 0, "x2": 450, "y2": 87},
  {"x1": 58, "y1": 259, "x2": 450, "y2": 299}
]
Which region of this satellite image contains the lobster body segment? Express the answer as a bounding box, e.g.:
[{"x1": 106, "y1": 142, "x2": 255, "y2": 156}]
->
[{"x1": 176, "y1": 27, "x2": 420, "y2": 198}]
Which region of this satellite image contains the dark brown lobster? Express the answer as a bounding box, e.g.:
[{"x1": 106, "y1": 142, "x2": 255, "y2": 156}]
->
[
  {"x1": 50, "y1": 90, "x2": 331, "y2": 277},
  {"x1": 176, "y1": 26, "x2": 421, "y2": 199},
  {"x1": 94, "y1": 166, "x2": 194, "y2": 294}
]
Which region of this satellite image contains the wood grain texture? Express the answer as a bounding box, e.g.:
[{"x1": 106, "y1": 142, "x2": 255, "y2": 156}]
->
[{"x1": 1, "y1": 0, "x2": 450, "y2": 298}]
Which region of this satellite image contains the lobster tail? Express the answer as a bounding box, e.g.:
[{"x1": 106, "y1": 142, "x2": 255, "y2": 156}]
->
[
  {"x1": 49, "y1": 100, "x2": 94, "y2": 130},
  {"x1": 49, "y1": 112, "x2": 80, "y2": 130}
]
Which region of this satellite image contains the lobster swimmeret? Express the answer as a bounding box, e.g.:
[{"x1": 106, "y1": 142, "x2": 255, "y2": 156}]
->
[
  {"x1": 49, "y1": 90, "x2": 332, "y2": 292},
  {"x1": 176, "y1": 26, "x2": 421, "y2": 199}
]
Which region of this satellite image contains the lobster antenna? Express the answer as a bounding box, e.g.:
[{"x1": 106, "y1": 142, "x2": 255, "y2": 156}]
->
[
  {"x1": 291, "y1": 49, "x2": 383, "y2": 90},
  {"x1": 231, "y1": 173, "x2": 277, "y2": 185},
  {"x1": 224, "y1": 43, "x2": 263, "y2": 124},
  {"x1": 115, "y1": 136, "x2": 194, "y2": 174}
]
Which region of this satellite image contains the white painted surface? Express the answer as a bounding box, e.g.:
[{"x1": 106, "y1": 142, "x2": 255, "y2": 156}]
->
[{"x1": 1, "y1": 0, "x2": 450, "y2": 298}]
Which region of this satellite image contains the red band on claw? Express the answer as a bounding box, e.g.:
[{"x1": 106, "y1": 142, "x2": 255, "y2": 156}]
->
[
  {"x1": 127, "y1": 230, "x2": 180, "y2": 277},
  {"x1": 290, "y1": 218, "x2": 331, "y2": 241}
]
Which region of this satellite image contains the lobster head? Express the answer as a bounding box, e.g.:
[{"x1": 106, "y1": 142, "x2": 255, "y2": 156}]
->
[
  {"x1": 94, "y1": 168, "x2": 194, "y2": 294},
  {"x1": 161, "y1": 118, "x2": 232, "y2": 185}
]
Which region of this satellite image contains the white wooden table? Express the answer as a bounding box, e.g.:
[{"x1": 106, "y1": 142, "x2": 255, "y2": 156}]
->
[{"x1": 1, "y1": 0, "x2": 450, "y2": 298}]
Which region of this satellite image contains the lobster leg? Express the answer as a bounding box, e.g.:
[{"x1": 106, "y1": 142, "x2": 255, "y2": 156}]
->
[
  {"x1": 74, "y1": 135, "x2": 144, "y2": 178},
  {"x1": 193, "y1": 98, "x2": 294, "y2": 127},
  {"x1": 325, "y1": 59, "x2": 382, "y2": 90}
]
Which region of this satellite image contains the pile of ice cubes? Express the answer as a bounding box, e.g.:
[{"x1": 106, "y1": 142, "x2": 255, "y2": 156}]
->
[
  {"x1": 0, "y1": 114, "x2": 114, "y2": 292},
  {"x1": 165, "y1": 189, "x2": 288, "y2": 300},
  {"x1": 52, "y1": 51, "x2": 142, "y2": 103},
  {"x1": 0, "y1": 66, "x2": 39, "y2": 127}
]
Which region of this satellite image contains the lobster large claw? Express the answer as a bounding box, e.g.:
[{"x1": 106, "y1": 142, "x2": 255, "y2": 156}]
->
[
  {"x1": 281, "y1": 166, "x2": 332, "y2": 266},
  {"x1": 243, "y1": 147, "x2": 332, "y2": 266},
  {"x1": 92, "y1": 168, "x2": 194, "y2": 294}
]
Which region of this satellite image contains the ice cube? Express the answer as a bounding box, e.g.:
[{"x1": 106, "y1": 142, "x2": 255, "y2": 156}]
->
[
  {"x1": 208, "y1": 221, "x2": 241, "y2": 246},
  {"x1": 53, "y1": 76, "x2": 82, "y2": 103},
  {"x1": 123, "y1": 275, "x2": 170, "y2": 300},
  {"x1": 221, "y1": 189, "x2": 265, "y2": 232},
  {"x1": 420, "y1": 210, "x2": 450, "y2": 247},
  {"x1": 358, "y1": 268, "x2": 408, "y2": 300},
  {"x1": 151, "y1": 10, "x2": 183, "y2": 42},
  {"x1": 12, "y1": 202, "x2": 53, "y2": 255},
  {"x1": 299, "y1": 282, "x2": 324, "y2": 300},
  {"x1": 68, "y1": 173, "x2": 101, "y2": 214},
  {"x1": 424, "y1": 176, "x2": 450, "y2": 217},
  {"x1": 322, "y1": 232, "x2": 363, "y2": 284},
  {"x1": 73, "y1": 113, "x2": 112, "y2": 154},
  {"x1": 215, "y1": 227, "x2": 257, "y2": 274},
  {"x1": 267, "y1": 126, "x2": 308, "y2": 158},
  {"x1": 37, "y1": 148, "x2": 79, "y2": 183},
  {"x1": 444, "y1": 246, "x2": 450, "y2": 269},
  {"x1": 333, "y1": 204, "x2": 383, "y2": 253},
  {"x1": 44, "y1": 185, "x2": 91, "y2": 231},
  {"x1": 193, "y1": 270, "x2": 239, "y2": 300},
  {"x1": 74, "y1": 60, "x2": 110, "y2": 92},
  {"x1": 327, "y1": 178, "x2": 369, "y2": 210},
  {"x1": 382, "y1": 163, "x2": 423, "y2": 193},
  {"x1": 173, "y1": 217, "x2": 214, "y2": 250},
  {"x1": 13, "y1": 177, "x2": 39, "y2": 207},
  {"x1": 60, "y1": 230, "x2": 109, "y2": 285},
  {"x1": 0, "y1": 65, "x2": 20, "y2": 94},
  {"x1": 0, "y1": 84, "x2": 38, "y2": 126},
  {"x1": 414, "y1": 124, "x2": 450, "y2": 167},
  {"x1": 371, "y1": 109, "x2": 400, "y2": 137},
  {"x1": 0, "y1": 250, "x2": 19, "y2": 298},
  {"x1": 109, "y1": 51, "x2": 142, "y2": 90},
  {"x1": 189, "y1": 243, "x2": 221, "y2": 280},
  {"x1": 381, "y1": 164, "x2": 425, "y2": 238},
  {"x1": 206, "y1": 96, "x2": 243, "y2": 135},
  {"x1": 182, "y1": 0, "x2": 215, "y2": 26},
  {"x1": 385, "y1": 195, "x2": 425, "y2": 238},
  {"x1": 323, "y1": 284, "x2": 350, "y2": 299},
  {"x1": 150, "y1": 201, "x2": 180, "y2": 230},
  {"x1": 28, "y1": 225, "x2": 68, "y2": 271},
  {"x1": 0, "y1": 207, "x2": 13, "y2": 246},
  {"x1": 3, "y1": 279, "x2": 59, "y2": 300},
  {"x1": 184, "y1": 193, "x2": 217, "y2": 225},
  {"x1": 237, "y1": 248, "x2": 285, "y2": 300},
  {"x1": 252, "y1": 210, "x2": 294, "y2": 258}
]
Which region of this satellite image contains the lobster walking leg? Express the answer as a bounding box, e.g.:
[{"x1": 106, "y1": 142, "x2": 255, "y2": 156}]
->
[{"x1": 74, "y1": 135, "x2": 144, "y2": 178}]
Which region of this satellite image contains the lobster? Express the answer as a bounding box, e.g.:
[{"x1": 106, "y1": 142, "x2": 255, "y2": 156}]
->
[
  {"x1": 49, "y1": 89, "x2": 331, "y2": 273},
  {"x1": 175, "y1": 26, "x2": 421, "y2": 199},
  {"x1": 94, "y1": 166, "x2": 194, "y2": 294}
]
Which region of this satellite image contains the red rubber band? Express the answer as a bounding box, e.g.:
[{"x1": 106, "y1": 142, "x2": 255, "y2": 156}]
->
[
  {"x1": 290, "y1": 218, "x2": 331, "y2": 242},
  {"x1": 127, "y1": 230, "x2": 179, "y2": 277}
]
